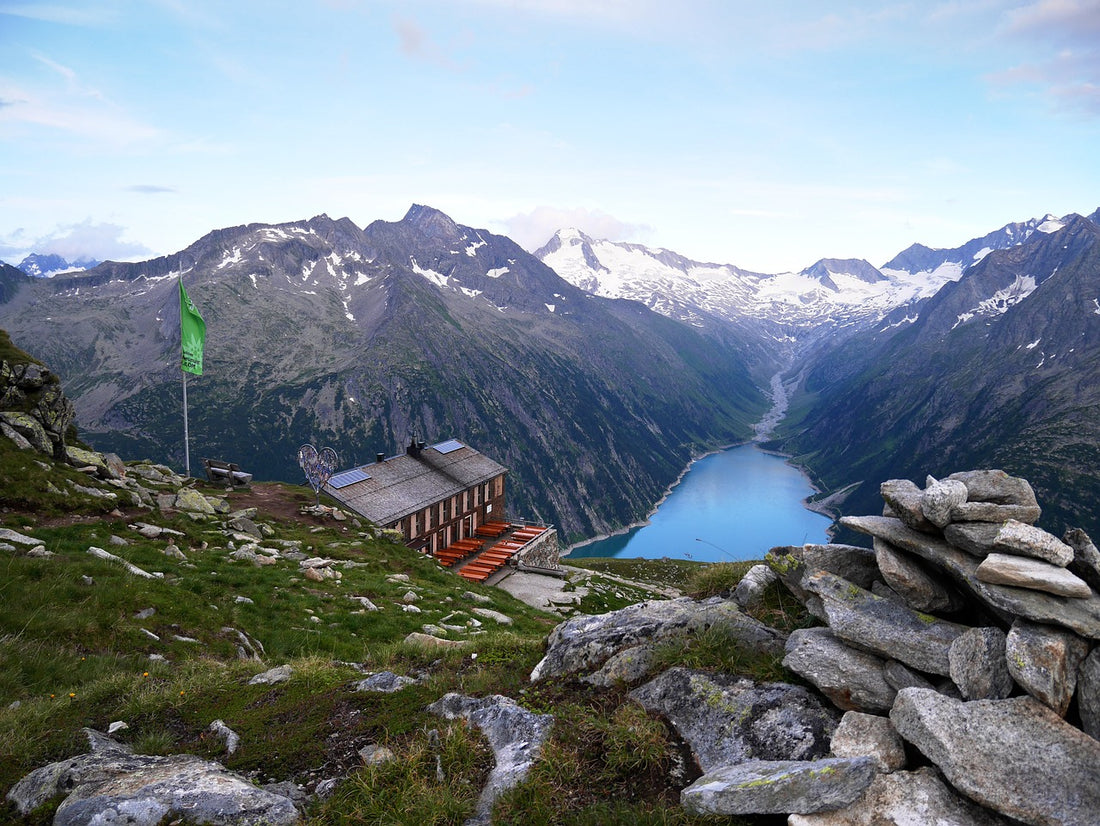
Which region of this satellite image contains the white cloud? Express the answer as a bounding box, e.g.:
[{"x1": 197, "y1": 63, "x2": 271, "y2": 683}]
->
[
  {"x1": 992, "y1": 0, "x2": 1100, "y2": 114},
  {"x1": 501, "y1": 206, "x2": 651, "y2": 251},
  {"x1": 29, "y1": 219, "x2": 152, "y2": 263}
]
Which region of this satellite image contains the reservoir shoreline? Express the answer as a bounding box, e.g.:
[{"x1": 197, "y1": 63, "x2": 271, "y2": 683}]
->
[{"x1": 566, "y1": 371, "x2": 836, "y2": 559}]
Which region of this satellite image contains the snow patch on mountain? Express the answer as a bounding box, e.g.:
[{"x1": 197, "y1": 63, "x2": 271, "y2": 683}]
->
[{"x1": 538, "y1": 228, "x2": 958, "y2": 334}]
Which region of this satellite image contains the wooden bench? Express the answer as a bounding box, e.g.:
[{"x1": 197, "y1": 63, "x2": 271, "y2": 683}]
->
[{"x1": 202, "y1": 458, "x2": 253, "y2": 486}]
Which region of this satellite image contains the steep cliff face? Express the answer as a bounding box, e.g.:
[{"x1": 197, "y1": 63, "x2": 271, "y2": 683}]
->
[
  {"x1": 777, "y1": 216, "x2": 1100, "y2": 539},
  {"x1": 0, "y1": 208, "x2": 765, "y2": 542}
]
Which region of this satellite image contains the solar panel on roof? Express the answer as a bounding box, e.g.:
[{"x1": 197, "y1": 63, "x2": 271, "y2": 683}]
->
[
  {"x1": 329, "y1": 468, "x2": 371, "y2": 488},
  {"x1": 432, "y1": 439, "x2": 464, "y2": 454}
]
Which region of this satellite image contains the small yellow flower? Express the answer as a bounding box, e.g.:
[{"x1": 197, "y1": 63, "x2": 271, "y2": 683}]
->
[
  {"x1": 143, "y1": 672, "x2": 149, "y2": 677},
  {"x1": 179, "y1": 691, "x2": 185, "y2": 697},
  {"x1": 68, "y1": 693, "x2": 76, "y2": 699},
  {"x1": 49, "y1": 694, "x2": 55, "y2": 699}
]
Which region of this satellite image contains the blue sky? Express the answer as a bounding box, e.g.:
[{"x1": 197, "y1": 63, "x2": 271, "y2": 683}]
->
[{"x1": 1, "y1": 0, "x2": 1098, "y2": 273}]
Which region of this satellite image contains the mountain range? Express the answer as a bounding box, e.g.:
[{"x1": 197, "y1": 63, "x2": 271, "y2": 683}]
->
[
  {"x1": 15, "y1": 252, "x2": 100, "y2": 277},
  {"x1": 2, "y1": 204, "x2": 1099, "y2": 541},
  {"x1": 0, "y1": 206, "x2": 764, "y2": 543}
]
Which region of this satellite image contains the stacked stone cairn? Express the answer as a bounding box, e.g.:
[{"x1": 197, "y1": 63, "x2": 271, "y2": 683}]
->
[{"x1": 767, "y1": 469, "x2": 1100, "y2": 826}]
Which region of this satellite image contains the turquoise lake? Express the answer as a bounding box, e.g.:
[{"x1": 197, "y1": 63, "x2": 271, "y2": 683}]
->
[{"x1": 568, "y1": 444, "x2": 833, "y2": 563}]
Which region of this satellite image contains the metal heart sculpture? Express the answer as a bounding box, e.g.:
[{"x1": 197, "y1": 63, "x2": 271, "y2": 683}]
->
[{"x1": 298, "y1": 444, "x2": 339, "y2": 504}]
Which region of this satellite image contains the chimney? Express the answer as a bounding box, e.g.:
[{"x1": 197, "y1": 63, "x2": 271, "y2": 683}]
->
[
  {"x1": 376, "y1": 453, "x2": 385, "y2": 463},
  {"x1": 407, "y1": 438, "x2": 420, "y2": 457}
]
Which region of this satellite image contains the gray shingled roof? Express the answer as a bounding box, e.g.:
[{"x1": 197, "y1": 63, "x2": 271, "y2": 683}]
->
[{"x1": 323, "y1": 441, "x2": 508, "y2": 526}]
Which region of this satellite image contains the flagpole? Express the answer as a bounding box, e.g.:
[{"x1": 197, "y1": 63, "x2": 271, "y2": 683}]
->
[{"x1": 183, "y1": 370, "x2": 190, "y2": 478}]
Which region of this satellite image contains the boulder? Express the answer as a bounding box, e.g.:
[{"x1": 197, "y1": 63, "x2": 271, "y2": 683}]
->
[
  {"x1": 174, "y1": 487, "x2": 216, "y2": 515},
  {"x1": 943, "y1": 522, "x2": 1002, "y2": 556},
  {"x1": 766, "y1": 544, "x2": 880, "y2": 605},
  {"x1": 354, "y1": 671, "x2": 417, "y2": 693},
  {"x1": 783, "y1": 628, "x2": 896, "y2": 713},
  {"x1": 946, "y1": 469, "x2": 1039, "y2": 508},
  {"x1": 802, "y1": 570, "x2": 969, "y2": 677},
  {"x1": 1078, "y1": 647, "x2": 1100, "y2": 740},
  {"x1": 873, "y1": 537, "x2": 961, "y2": 613},
  {"x1": 680, "y1": 757, "x2": 876, "y2": 816},
  {"x1": 629, "y1": 667, "x2": 838, "y2": 771},
  {"x1": 921, "y1": 477, "x2": 969, "y2": 528},
  {"x1": 5, "y1": 729, "x2": 297, "y2": 826},
  {"x1": 1005, "y1": 619, "x2": 1091, "y2": 716},
  {"x1": 788, "y1": 766, "x2": 1015, "y2": 826},
  {"x1": 427, "y1": 693, "x2": 553, "y2": 826},
  {"x1": 976, "y1": 553, "x2": 1092, "y2": 599},
  {"x1": 993, "y1": 520, "x2": 1075, "y2": 566},
  {"x1": 842, "y1": 515, "x2": 1100, "y2": 639},
  {"x1": 248, "y1": 664, "x2": 293, "y2": 686},
  {"x1": 581, "y1": 644, "x2": 659, "y2": 687},
  {"x1": 949, "y1": 501, "x2": 1042, "y2": 525},
  {"x1": 732, "y1": 563, "x2": 779, "y2": 610},
  {"x1": 0, "y1": 527, "x2": 41, "y2": 547},
  {"x1": 529, "y1": 597, "x2": 785, "y2": 682},
  {"x1": 0, "y1": 411, "x2": 52, "y2": 454},
  {"x1": 1063, "y1": 527, "x2": 1100, "y2": 593},
  {"x1": 948, "y1": 626, "x2": 1013, "y2": 701},
  {"x1": 879, "y1": 478, "x2": 937, "y2": 533},
  {"x1": 890, "y1": 687, "x2": 1100, "y2": 826},
  {"x1": 828, "y1": 711, "x2": 906, "y2": 773}
]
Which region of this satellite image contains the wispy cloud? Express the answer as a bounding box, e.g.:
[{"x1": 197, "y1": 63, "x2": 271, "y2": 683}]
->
[
  {"x1": 0, "y1": 2, "x2": 117, "y2": 27},
  {"x1": 502, "y1": 205, "x2": 651, "y2": 251},
  {"x1": 35, "y1": 219, "x2": 152, "y2": 261},
  {"x1": 125, "y1": 185, "x2": 177, "y2": 194},
  {"x1": 992, "y1": 0, "x2": 1100, "y2": 115},
  {"x1": 0, "y1": 219, "x2": 152, "y2": 262},
  {"x1": 0, "y1": 55, "x2": 160, "y2": 144},
  {"x1": 392, "y1": 15, "x2": 467, "y2": 71}
]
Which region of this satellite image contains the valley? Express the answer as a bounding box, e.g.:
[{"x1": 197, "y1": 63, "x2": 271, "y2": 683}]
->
[{"x1": 2, "y1": 203, "x2": 1100, "y2": 545}]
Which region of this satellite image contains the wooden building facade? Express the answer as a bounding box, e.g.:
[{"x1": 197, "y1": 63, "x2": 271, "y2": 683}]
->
[{"x1": 322, "y1": 438, "x2": 507, "y2": 555}]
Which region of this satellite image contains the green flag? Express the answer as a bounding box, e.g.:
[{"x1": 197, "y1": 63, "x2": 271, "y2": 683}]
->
[{"x1": 179, "y1": 277, "x2": 206, "y2": 376}]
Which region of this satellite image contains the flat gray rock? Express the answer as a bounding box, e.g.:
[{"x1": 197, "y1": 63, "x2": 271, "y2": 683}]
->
[
  {"x1": 949, "y1": 501, "x2": 1041, "y2": 525},
  {"x1": 427, "y1": 693, "x2": 553, "y2": 826},
  {"x1": 994, "y1": 520, "x2": 1074, "y2": 566},
  {"x1": 6, "y1": 730, "x2": 296, "y2": 826},
  {"x1": 977, "y1": 553, "x2": 1092, "y2": 599},
  {"x1": 354, "y1": 670, "x2": 417, "y2": 693},
  {"x1": 680, "y1": 757, "x2": 876, "y2": 816},
  {"x1": 842, "y1": 516, "x2": 1100, "y2": 639},
  {"x1": 890, "y1": 688, "x2": 1100, "y2": 826},
  {"x1": 946, "y1": 469, "x2": 1039, "y2": 508},
  {"x1": 783, "y1": 628, "x2": 896, "y2": 713},
  {"x1": 788, "y1": 766, "x2": 1015, "y2": 826},
  {"x1": 1005, "y1": 619, "x2": 1091, "y2": 716},
  {"x1": 1078, "y1": 647, "x2": 1100, "y2": 740},
  {"x1": 529, "y1": 597, "x2": 785, "y2": 682},
  {"x1": 948, "y1": 626, "x2": 1013, "y2": 701},
  {"x1": 943, "y1": 522, "x2": 1002, "y2": 557},
  {"x1": 629, "y1": 667, "x2": 838, "y2": 772},
  {"x1": 828, "y1": 711, "x2": 906, "y2": 773},
  {"x1": 873, "y1": 537, "x2": 961, "y2": 613},
  {"x1": 248, "y1": 664, "x2": 293, "y2": 685},
  {"x1": 802, "y1": 570, "x2": 969, "y2": 677}
]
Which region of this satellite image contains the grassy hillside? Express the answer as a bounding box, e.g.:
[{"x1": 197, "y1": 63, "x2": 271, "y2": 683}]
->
[{"x1": 0, "y1": 436, "x2": 803, "y2": 825}]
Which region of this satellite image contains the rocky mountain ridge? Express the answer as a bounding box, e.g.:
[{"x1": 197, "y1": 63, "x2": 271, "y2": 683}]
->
[
  {"x1": 0, "y1": 206, "x2": 765, "y2": 543},
  {"x1": 776, "y1": 213, "x2": 1100, "y2": 541},
  {"x1": 15, "y1": 253, "x2": 101, "y2": 278}
]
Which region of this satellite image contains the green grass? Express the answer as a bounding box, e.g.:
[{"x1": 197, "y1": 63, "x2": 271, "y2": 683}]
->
[{"x1": 0, "y1": 435, "x2": 808, "y2": 826}]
